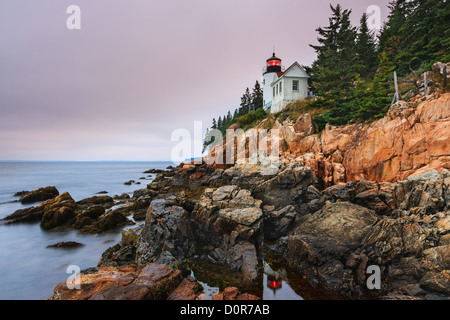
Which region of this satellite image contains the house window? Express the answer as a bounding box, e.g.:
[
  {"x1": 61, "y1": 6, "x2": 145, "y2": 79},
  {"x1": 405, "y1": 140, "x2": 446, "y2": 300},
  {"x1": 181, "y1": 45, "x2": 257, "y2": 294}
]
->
[
  {"x1": 280, "y1": 82, "x2": 282, "y2": 93},
  {"x1": 273, "y1": 87, "x2": 275, "y2": 98},
  {"x1": 276, "y1": 84, "x2": 278, "y2": 95},
  {"x1": 293, "y1": 80, "x2": 299, "y2": 91}
]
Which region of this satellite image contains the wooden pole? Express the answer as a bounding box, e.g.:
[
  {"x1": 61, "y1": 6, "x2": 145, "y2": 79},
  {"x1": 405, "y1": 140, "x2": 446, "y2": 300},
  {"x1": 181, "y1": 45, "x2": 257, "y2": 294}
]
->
[
  {"x1": 394, "y1": 71, "x2": 399, "y2": 104},
  {"x1": 424, "y1": 71, "x2": 428, "y2": 97},
  {"x1": 444, "y1": 66, "x2": 447, "y2": 88}
]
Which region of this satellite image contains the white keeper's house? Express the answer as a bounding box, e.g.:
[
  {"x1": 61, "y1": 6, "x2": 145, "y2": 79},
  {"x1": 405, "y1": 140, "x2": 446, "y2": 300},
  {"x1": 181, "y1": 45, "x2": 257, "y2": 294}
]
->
[{"x1": 262, "y1": 52, "x2": 310, "y2": 113}]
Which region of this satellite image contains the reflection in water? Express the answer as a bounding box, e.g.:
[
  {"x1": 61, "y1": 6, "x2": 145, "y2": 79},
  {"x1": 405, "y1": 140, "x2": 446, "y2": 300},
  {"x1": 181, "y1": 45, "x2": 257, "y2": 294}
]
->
[
  {"x1": 267, "y1": 277, "x2": 282, "y2": 292},
  {"x1": 188, "y1": 259, "x2": 304, "y2": 300},
  {"x1": 263, "y1": 262, "x2": 303, "y2": 300}
]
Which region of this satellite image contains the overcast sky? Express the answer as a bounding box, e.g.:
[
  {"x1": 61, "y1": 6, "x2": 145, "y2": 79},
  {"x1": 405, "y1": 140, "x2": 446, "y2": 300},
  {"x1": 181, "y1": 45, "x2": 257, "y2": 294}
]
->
[{"x1": 0, "y1": 0, "x2": 390, "y2": 161}]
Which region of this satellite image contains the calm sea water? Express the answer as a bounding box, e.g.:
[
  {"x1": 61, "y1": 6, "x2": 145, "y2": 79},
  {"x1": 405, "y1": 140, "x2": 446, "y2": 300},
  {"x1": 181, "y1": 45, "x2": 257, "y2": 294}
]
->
[
  {"x1": 0, "y1": 161, "x2": 172, "y2": 300},
  {"x1": 0, "y1": 161, "x2": 303, "y2": 300}
]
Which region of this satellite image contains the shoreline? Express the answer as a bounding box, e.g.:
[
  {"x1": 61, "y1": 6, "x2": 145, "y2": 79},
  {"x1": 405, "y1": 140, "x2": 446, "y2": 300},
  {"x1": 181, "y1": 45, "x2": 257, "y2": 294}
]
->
[{"x1": 43, "y1": 160, "x2": 450, "y2": 300}]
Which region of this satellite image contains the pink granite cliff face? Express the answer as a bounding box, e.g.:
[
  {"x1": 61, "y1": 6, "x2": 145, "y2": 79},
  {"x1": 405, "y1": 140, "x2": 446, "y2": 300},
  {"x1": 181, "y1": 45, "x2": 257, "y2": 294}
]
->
[{"x1": 207, "y1": 93, "x2": 450, "y2": 186}]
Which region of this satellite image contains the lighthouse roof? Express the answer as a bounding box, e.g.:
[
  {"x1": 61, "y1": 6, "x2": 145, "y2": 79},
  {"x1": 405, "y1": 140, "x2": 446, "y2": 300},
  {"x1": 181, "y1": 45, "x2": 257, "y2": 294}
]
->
[{"x1": 267, "y1": 52, "x2": 281, "y2": 62}]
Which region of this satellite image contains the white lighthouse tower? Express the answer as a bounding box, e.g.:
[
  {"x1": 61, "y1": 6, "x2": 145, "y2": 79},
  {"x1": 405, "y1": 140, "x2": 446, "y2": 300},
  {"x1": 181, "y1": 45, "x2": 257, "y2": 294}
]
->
[
  {"x1": 262, "y1": 52, "x2": 283, "y2": 111},
  {"x1": 262, "y1": 52, "x2": 310, "y2": 113}
]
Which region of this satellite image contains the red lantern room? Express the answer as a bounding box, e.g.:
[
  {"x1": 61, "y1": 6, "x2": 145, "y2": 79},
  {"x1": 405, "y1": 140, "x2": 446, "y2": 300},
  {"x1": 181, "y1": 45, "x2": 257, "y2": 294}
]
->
[{"x1": 265, "y1": 52, "x2": 282, "y2": 74}]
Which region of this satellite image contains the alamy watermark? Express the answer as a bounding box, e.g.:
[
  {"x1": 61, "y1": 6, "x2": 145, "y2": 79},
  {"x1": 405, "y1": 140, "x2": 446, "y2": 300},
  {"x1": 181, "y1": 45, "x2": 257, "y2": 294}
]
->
[
  {"x1": 66, "y1": 5, "x2": 81, "y2": 30},
  {"x1": 66, "y1": 264, "x2": 81, "y2": 290},
  {"x1": 366, "y1": 265, "x2": 381, "y2": 290},
  {"x1": 367, "y1": 5, "x2": 381, "y2": 31}
]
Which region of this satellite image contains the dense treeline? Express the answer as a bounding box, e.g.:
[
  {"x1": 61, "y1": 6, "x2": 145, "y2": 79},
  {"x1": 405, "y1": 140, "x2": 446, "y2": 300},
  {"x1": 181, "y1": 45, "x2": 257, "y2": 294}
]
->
[
  {"x1": 203, "y1": 0, "x2": 449, "y2": 152},
  {"x1": 312, "y1": 0, "x2": 449, "y2": 127}
]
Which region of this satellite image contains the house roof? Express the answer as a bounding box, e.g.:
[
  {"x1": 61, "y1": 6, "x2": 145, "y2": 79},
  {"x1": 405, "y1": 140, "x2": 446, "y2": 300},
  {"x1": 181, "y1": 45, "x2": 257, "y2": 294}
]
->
[{"x1": 271, "y1": 62, "x2": 309, "y2": 86}]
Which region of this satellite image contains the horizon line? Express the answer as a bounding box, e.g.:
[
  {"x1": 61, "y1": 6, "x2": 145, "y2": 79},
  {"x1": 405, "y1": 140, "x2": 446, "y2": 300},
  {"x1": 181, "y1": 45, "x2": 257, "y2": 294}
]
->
[{"x1": 0, "y1": 160, "x2": 177, "y2": 163}]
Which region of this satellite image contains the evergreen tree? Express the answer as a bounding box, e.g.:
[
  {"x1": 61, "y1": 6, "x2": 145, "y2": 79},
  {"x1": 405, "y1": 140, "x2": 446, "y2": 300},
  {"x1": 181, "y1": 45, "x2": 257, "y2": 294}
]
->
[
  {"x1": 226, "y1": 111, "x2": 232, "y2": 126},
  {"x1": 211, "y1": 118, "x2": 217, "y2": 129},
  {"x1": 396, "y1": 0, "x2": 450, "y2": 73},
  {"x1": 217, "y1": 116, "x2": 222, "y2": 130},
  {"x1": 251, "y1": 80, "x2": 263, "y2": 109},
  {"x1": 309, "y1": 4, "x2": 360, "y2": 125},
  {"x1": 310, "y1": 4, "x2": 359, "y2": 96},
  {"x1": 378, "y1": 0, "x2": 412, "y2": 65},
  {"x1": 356, "y1": 12, "x2": 379, "y2": 79},
  {"x1": 240, "y1": 87, "x2": 252, "y2": 113},
  {"x1": 351, "y1": 52, "x2": 395, "y2": 121}
]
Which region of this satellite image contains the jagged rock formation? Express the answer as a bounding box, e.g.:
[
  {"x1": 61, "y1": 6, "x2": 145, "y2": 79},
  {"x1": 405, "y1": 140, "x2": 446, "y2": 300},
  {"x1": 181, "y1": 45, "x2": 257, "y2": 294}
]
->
[
  {"x1": 91, "y1": 159, "x2": 449, "y2": 299},
  {"x1": 133, "y1": 186, "x2": 263, "y2": 282},
  {"x1": 207, "y1": 93, "x2": 450, "y2": 186},
  {"x1": 3, "y1": 187, "x2": 157, "y2": 233}
]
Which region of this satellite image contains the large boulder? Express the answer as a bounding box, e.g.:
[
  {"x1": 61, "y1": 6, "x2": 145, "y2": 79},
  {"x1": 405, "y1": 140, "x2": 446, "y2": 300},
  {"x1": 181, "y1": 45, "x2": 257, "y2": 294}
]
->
[
  {"x1": 419, "y1": 244, "x2": 450, "y2": 295},
  {"x1": 167, "y1": 277, "x2": 202, "y2": 300},
  {"x1": 211, "y1": 287, "x2": 260, "y2": 300},
  {"x1": 20, "y1": 186, "x2": 59, "y2": 204},
  {"x1": 226, "y1": 163, "x2": 319, "y2": 211},
  {"x1": 4, "y1": 192, "x2": 78, "y2": 229},
  {"x1": 293, "y1": 202, "x2": 378, "y2": 249},
  {"x1": 79, "y1": 208, "x2": 132, "y2": 233},
  {"x1": 136, "y1": 186, "x2": 264, "y2": 281},
  {"x1": 283, "y1": 202, "x2": 378, "y2": 292},
  {"x1": 97, "y1": 226, "x2": 144, "y2": 268},
  {"x1": 263, "y1": 205, "x2": 299, "y2": 241},
  {"x1": 77, "y1": 195, "x2": 114, "y2": 208},
  {"x1": 48, "y1": 264, "x2": 183, "y2": 300},
  {"x1": 136, "y1": 195, "x2": 192, "y2": 267},
  {"x1": 253, "y1": 164, "x2": 319, "y2": 210},
  {"x1": 360, "y1": 218, "x2": 432, "y2": 264},
  {"x1": 72, "y1": 206, "x2": 105, "y2": 229},
  {"x1": 394, "y1": 169, "x2": 448, "y2": 214},
  {"x1": 190, "y1": 186, "x2": 263, "y2": 281}
]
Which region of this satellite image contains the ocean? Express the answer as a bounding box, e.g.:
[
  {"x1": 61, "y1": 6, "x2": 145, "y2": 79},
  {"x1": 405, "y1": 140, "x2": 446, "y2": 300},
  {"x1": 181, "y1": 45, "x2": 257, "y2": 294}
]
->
[{"x1": 0, "y1": 161, "x2": 172, "y2": 300}]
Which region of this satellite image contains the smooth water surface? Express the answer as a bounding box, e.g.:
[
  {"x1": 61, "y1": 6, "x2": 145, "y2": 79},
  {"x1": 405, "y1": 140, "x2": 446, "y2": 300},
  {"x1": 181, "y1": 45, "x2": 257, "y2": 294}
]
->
[{"x1": 0, "y1": 161, "x2": 171, "y2": 300}]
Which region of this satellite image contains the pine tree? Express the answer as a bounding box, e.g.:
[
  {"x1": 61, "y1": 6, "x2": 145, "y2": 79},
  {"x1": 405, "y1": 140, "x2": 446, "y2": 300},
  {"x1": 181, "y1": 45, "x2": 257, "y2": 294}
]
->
[
  {"x1": 238, "y1": 88, "x2": 251, "y2": 116},
  {"x1": 396, "y1": 0, "x2": 450, "y2": 73},
  {"x1": 356, "y1": 13, "x2": 379, "y2": 79},
  {"x1": 310, "y1": 4, "x2": 359, "y2": 96},
  {"x1": 309, "y1": 4, "x2": 360, "y2": 125},
  {"x1": 226, "y1": 111, "x2": 232, "y2": 126},
  {"x1": 243, "y1": 88, "x2": 252, "y2": 112},
  {"x1": 351, "y1": 52, "x2": 395, "y2": 121},
  {"x1": 217, "y1": 116, "x2": 222, "y2": 130},
  {"x1": 310, "y1": 4, "x2": 341, "y2": 95},
  {"x1": 211, "y1": 118, "x2": 217, "y2": 129},
  {"x1": 378, "y1": 0, "x2": 412, "y2": 66},
  {"x1": 251, "y1": 80, "x2": 263, "y2": 109}
]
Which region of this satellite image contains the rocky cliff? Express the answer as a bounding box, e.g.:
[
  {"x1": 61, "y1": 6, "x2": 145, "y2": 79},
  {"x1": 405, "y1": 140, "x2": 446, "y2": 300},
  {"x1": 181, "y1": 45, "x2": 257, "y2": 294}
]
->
[
  {"x1": 81, "y1": 161, "x2": 450, "y2": 300},
  {"x1": 208, "y1": 93, "x2": 450, "y2": 186}
]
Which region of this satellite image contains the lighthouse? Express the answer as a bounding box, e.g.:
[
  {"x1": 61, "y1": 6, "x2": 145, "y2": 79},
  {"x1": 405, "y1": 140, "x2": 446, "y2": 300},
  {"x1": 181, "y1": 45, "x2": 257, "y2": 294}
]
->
[
  {"x1": 262, "y1": 52, "x2": 284, "y2": 111},
  {"x1": 262, "y1": 52, "x2": 310, "y2": 113}
]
